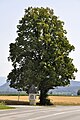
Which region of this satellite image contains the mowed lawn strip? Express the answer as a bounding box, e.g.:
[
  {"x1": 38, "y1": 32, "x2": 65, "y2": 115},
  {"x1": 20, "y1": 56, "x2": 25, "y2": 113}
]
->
[
  {"x1": 0, "y1": 96, "x2": 80, "y2": 105},
  {"x1": 0, "y1": 103, "x2": 14, "y2": 110},
  {"x1": 0, "y1": 105, "x2": 14, "y2": 109}
]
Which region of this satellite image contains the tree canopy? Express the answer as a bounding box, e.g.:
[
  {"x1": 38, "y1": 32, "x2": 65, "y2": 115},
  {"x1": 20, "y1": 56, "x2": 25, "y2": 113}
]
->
[
  {"x1": 7, "y1": 7, "x2": 77, "y2": 105},
  {"x1": 77, "y1": 89, "x2": 80, "y2": 96}
]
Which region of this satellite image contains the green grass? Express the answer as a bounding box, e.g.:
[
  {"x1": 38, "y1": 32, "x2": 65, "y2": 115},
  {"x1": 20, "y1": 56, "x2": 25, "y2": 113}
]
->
[
  {"x1": 0, "y1": 102, "x2": 14, "y2": 110},
  {"x1": 0, "y1": 105, "x2": 13, "y2": 109}
]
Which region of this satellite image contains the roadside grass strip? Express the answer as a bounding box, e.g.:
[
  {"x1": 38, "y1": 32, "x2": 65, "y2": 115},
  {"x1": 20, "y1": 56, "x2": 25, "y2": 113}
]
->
[{"x1": 0, "y1": 102, "x2": 14, "y2": 110}]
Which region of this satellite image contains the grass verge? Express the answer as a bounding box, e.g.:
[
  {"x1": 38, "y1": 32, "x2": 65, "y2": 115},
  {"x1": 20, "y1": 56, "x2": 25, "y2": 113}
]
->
[{"x1": 0, "y1": 102, "x2": 15, "y2": 110}]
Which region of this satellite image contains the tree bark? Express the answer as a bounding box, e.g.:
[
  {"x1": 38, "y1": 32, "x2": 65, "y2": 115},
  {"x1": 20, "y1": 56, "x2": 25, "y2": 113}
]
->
[{"x1": 39, "y1": 89, "x2": 49, "y2": 105}]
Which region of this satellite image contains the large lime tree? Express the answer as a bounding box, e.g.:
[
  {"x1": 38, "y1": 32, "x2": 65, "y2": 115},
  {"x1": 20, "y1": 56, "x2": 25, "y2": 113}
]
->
[{"x1": 8, "y1": 7, "x2": 77, "y2": 105}]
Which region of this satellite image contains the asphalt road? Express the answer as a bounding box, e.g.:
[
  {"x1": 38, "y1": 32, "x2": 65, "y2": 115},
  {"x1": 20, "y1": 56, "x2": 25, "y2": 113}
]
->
[{"x1": 0, "y1": 105, "x2": 80, "y2": 120}]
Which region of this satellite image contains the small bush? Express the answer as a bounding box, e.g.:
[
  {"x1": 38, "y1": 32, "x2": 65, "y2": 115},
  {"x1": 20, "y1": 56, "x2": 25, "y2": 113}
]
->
[
  {"x1": 0, "y1": 101, "x2": 5, "y2": 105},
  {"x1": 0, "y1": 100, "x2": 29, "y2": 105}
]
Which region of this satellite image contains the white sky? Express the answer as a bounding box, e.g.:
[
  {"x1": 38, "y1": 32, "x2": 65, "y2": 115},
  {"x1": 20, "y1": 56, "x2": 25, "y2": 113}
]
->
[{"x1": 0, "y1": 0, "x2": 80, "y2": 81}]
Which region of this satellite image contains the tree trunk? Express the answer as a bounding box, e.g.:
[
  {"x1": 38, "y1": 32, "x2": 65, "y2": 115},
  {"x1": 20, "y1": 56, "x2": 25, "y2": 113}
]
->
[{"x1": 39, "y1": 89, "x2": 49, "y2": 105}]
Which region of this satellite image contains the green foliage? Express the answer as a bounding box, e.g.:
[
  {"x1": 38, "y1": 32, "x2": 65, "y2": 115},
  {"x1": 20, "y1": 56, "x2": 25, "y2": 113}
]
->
[
  {"x1": 0, "y1": 101, "x2": 5, "y2": 105},
  {"x1": 77, "y1": 89, "x2": 80, "y2": 95},
  {"x1": 0, "y1": 100, "x2": 29, "y2": 105},
  {"x1": 7, "y1": 7, "x2": 77, "y2": 105}
]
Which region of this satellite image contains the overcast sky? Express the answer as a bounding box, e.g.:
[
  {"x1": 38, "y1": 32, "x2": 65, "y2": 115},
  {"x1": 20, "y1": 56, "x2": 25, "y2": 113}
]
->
[{"x1": 0, "y1": 0, "x2": 80, "y2": 81}]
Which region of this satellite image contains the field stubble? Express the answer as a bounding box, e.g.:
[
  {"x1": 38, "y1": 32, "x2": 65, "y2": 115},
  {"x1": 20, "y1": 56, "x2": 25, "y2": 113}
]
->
[{"x1": 0, "y1": 96, "x2": 80, "y2": 105}]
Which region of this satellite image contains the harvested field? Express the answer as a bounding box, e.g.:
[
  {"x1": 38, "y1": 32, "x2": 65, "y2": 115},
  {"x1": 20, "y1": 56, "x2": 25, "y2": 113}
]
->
[
  {"x1": 0, "y1": 96, "x2": 80, "y2": 105},
  {"x1": 0, "y1": 96, "x2": 39, "y2": 102},
  {"x1": 48, "y1": 96, "x2": 80, "y2": 105}
]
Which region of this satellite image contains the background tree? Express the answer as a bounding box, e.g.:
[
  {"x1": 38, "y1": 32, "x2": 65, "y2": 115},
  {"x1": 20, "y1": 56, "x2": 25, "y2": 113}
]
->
[
  {"x1": 7, "y1": 7, "x2": 77, "y2": 105},
  {"x1": 77, "y1": 89, "x2": 80, "y2": 96}
]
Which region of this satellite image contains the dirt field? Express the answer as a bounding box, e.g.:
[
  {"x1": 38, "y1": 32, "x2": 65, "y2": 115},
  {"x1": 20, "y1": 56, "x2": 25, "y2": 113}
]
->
[{"x1": 0, "y1": 96, "x2": 80, "y2": 105}]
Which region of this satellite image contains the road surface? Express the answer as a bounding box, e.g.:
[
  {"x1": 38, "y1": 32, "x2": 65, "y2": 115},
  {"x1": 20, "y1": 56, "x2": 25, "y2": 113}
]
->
[{"x1": 0, "y1": 105, "x2": 80, "y2": 120}]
